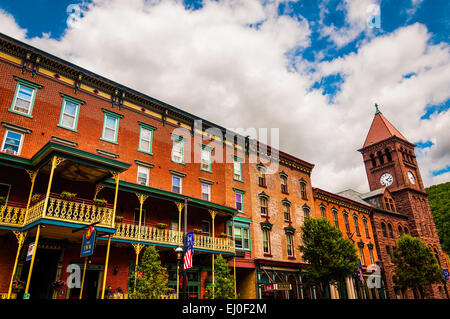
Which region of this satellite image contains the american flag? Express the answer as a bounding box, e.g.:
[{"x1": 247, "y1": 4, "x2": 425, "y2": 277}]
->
[
  {"x1": 358, "y1": 261, "x2": 365, "y2": 283},
  {"x1": 183, "y1": 232, "x2": 194, "y2": 270}
]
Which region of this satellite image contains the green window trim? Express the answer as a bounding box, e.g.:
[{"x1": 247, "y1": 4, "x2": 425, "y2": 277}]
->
[
  {"x1": 57, "y1": 95, "x2": 83, "y2": 132},
  {"x1": 100, "y1": 109, "x2": 123, "y2": 144},
  {"x1": 233, "y1": 156, "x2": 243, "y2": 182},
  {"x1": 234, "y1": 189, "x2": 245, "y2": 213},
  {"x1": 9, "y1": 78, "x2": 42, "y2": 118},
  {"x1": 138, "y1": 122, "x2": 156, "y2": 155},
  {"x1": 227, "y1": 220, "x2": 251, "y2": 251},
  {"x1": 200, "y1": 144, "x2": 212, "y2": 173},
  {"x1": 171, "y1": 135, "x2": 185, "y2": 164}
]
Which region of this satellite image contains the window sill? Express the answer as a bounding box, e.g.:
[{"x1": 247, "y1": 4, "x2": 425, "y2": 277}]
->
[
  {"x1": 233, "y1": 178, "x2": 244, "y2": 183},
  {"x1": 200, "y1": 168, "x2": 213, "y2": 174},
  {"x1": 8, "y1": 109, "x2": 33, "y2": 118},
  {"x1": 171, "y1": 159, "x2": 185, "y2": 165},
  {"x1": 258, "y1": 184, "x2": 267, "y2": 188},
  {"x1": 288, "y1": 256, "x2": 296, "y2": 260},
  {"x1": 57, "y1": 124, "x2": 78, "y2": 133},
  {"x1": 263, "y1": 253, "x2": 272, "y2": 257},
  {"x1": 281, "y1": 191, "x2": 289, "y2": 195},
  {"x1": 100, "y1": 137, "x2": 118, "y2": 145},
  {"x1": 137, "y1": 149, "x2": 153, "y2": 156}
]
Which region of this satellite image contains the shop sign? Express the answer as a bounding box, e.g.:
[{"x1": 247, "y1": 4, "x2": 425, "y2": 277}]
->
[
  {"x1": 81, "y1": 226, "x2": 96, "y2": 257},
  {"x1": 443, "y1": 269, "x2": 449, "y2": 281},
  {"x1": 26, "y1": 243, "x2": 35, "y2": 261},
  {"x1": 263, "y1": 283, "x2": 291, "y2": 291}
]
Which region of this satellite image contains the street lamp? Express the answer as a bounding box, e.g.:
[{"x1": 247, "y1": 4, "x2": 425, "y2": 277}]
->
[{"x1": 175, "y1": 246, "x2": 183, "y2": 299}]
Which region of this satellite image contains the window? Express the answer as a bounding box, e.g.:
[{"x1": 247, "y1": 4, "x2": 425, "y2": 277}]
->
[
  {"x1": 300, "y1": 180, "x2": 307, "y2": 199},
  {"x1": 233, "y1": 226, "x2": 250, "y2": 250},
  {"x1": 363, "y1": 218, "x2": 369, "y2": 238},
  {"x1": 58, "y1": 99, "x2": 80, "y2": 131},
  {"x1": 172, "y1": 176, "x2": 182, "y2": 194},
  {"x1": 137, "y1": 166, "x2": 149, "y2": 186},
  {"x1": 283, "y1": 202, "x2": 291, "y2": 222},
  {"x1": 381, "y1": 222, "x2": 387, "y2": 237},
  {"x1": 286, "y1": 234, "x2": 294, "y2": 257},
  {"x1": 200, "y1": 147, "x2": 212, "y2": 172},
  {"x1": 343, "y1": 212, "x2": 350, "y2": 233},
  {"x1": 201, "y1": 220, "x2": 210, "y2": 234},
  {"x1": 353, "y1": 215, "x2": 360, "y2": 236},
  {"x1": 388, "y1": 223, "x2": 394, "y2": 238},
  {"x1": 257, "y1": 166, "x2": 266, "y2": 186},
  {"x1": 260, "y1": 197, "x2": 268, "y2": 216},
  {"x1": 386, "y1": 246, "x2": 392, "y2": 263},
  {"x1": 368, "y1": 246, "x2": 375, "y2": 264},
  {"x1": 1, "y1": 130, "x2": 24, "y2": 155},
  {"x1": 332, "y1": 209, "x2": 339, "y2": 227},
  {"x1": 281, "y1": 176, "x2": 288, "y2": 193},
  {"x1": 11, "y1": 83, "x2": 35, "y2": 116},
  {"x1": 359, "y1": 246, "x2": 365, "y2": 265},
  {"x1": 133, "y1": 208, "x2": 147, "y2": 226},
  {"x1": 320, "y1": 205, "x2": 326, "y2": 218},
  {"x1": 101, "y1": 111, "x2": 121, "y2": 143},
  {"x1": 303, "y1": 206, "x2": 310, "y2": 220},
  {"x1": 263, "y1": 229, "x2": 270, "y2": 254},
  {"x1": 138, "y1": 123, "x2": 155, "y2": 154},
  {"x1": 201, "y1": 183, "x2": 210, "y2": 201},
  {"x1": 398, "y1": 226, "x2": 403, "y2": 236},
  {"x1": 233, "y1": 157, "x2": 242, "y2": 181},
  {"x1": 171, "y1": 136, "x2": 184, "y2": 164},
  {"x1": 235, "y1": 191, "x2": 244, "y2": 212}
]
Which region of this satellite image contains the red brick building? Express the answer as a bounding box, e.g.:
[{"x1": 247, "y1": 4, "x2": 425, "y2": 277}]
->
[{"x1": 338, "y1": 105, "x2": 449, "y2": 299}]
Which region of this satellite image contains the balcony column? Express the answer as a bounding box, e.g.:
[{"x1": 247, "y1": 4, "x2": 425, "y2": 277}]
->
[
  {"x1": 175, "y1": 202, "x2": 184, "y2": 299},
  {"x1": 24, "y1": 169, "x2": 39, "y2": 224},
  {"x1": 24, "y1": 225, "x2": 41, "y2": 296},
  {"x1": 209, "y1": 209, "x2": 217, "y2": 298},
  {"x1": 43, "y1": 156, "x2": 65, "y2": 218},
  {"x1": 132, "y1": 193, "x2": 148, "y2": 293},
  {"x1": 7, "y1": 230, "x2": 27, "y2": 299},
  {"x1": 101, "y1": 235, "x2": 112, "y2": 299},
  {"x1": 110, "y1": 171, "x2": 120, "y2": 228}
]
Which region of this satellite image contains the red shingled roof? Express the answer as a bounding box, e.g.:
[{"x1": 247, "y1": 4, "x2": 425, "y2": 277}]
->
[{"x1": 362, "y1": 111, "x2": 408, "y2": 148}]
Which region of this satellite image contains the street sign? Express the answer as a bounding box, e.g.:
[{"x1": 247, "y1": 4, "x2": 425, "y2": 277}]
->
[
  {"x1": 81, "y1": 226, "x2": 96, "y2": 257},
  {"x1": 26, "y1": 243, "x2": 34, "y2": 261}
]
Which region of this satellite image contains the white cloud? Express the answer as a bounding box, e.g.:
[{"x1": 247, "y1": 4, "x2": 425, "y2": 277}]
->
[{"x1": 0, "y1": 0, "x2": 448, "y2": 193}]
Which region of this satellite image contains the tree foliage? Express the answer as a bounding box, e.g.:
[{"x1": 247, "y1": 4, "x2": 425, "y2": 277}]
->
[
  {"x1": 128, "y1": 245, "x2": 171, "y2": 299},
  {"x1": 298, "y1": 217, "x2": 360, "y2": 299},
  {"x1": 204, "y1": 254, "x2": 236, "y2": 299},
  {"x1": 392, "y1": 234, "x2": 444, "y2": 298},
  {"x1": 426, "y1": 182, "x2": 450, "y2": 253}
]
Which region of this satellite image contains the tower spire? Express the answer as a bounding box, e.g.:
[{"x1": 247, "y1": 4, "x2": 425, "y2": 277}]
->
[{"x1": 375, "y1": 103, "x2": 381, "y2": 115}]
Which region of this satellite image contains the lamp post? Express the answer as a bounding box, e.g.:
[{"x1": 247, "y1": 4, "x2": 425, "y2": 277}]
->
[{"x1": 176, "y1": 246, "x2": 183, "y2": 299}]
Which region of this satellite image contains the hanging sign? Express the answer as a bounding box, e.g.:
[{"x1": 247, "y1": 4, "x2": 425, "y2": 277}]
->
[
  {"x1": 26, "y1": 243, "x2": 35, "y2": 261},
  {"x1": 443, "y1": 269, "x2": 449, "y2": 281},
  {"x1": 81, "y1": 226, "x2": 96, "y2": 257}
]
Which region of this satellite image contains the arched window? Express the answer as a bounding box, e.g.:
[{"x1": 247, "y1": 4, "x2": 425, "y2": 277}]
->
[
  {"x1": 381, "y1": 222, "x2": 387, "y2": 237},
  {"x1": 303, "y1": 205, "x2": 311, "y2": 220},
  {"x1": 377, "y1": 151, "x2": 384, "y2": 165},
  {"x1": 398, "y1": 225, "x2": 403, "y2": 236},
  {"x1": 404, "y1": 227, "x2": 409, "y2": 234},
  {"x1": 343, "y1": 212, "x2": 350, "y2": 234},
  {"x1": 353, "y1": 214, "x2": 360, "y2": 236},
  {"x1": 283, "y1": 202, "x2": 291, "y2": 222},
  {"x1": 370, "y1": 154, "x2": 377, "y2": 168},
  {"x1": 385, "y1": 148, "x2": 392, "y2": 162},
  {"x1": 299, "y1": 180, "x2": 308, "y2": 199},
  {"x1": 332, "y1": 209, "x2": 339, "y2": 227},
  {"x1": 260, "y1": 196, "x2": 268, "y2": 216},
  {"x1": 388, "y1": 223, "x2": 394, "y2": 238},
  {"x1": 319, "y1": 204, "x2": 326, "y2": 218},
  {"x1": 257, "y1": 165, "x2": 266, "y2": 187},
  {"x1": 363, "y1": 217, "x2": 369, "y2": 238}
]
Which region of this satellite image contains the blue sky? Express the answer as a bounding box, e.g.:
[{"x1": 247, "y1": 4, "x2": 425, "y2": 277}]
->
[{"x1": 0, "y1": 0, "x2": 448, "y2": 190}]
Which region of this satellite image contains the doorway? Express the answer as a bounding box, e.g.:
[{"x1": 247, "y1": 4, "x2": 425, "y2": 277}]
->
[
  {"x1": 68, "y1": 266, "x2": 102, "y2": 299},
  {"x1": 20, "y1": 249, "x2": 60, "y2": 299}
]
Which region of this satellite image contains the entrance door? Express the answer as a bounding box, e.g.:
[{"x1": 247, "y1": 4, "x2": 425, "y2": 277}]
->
[
  {"x1": 84, "y1": 269, "x2": 100, "y2": 299},
  {"x1": 22, "y1": 249, "x2": 60, "y2": 299}
]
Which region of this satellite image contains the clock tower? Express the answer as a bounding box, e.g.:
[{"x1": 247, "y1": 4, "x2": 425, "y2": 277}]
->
[{"x1": 358, "y1": 104, "x2": 448, "y2": 299}]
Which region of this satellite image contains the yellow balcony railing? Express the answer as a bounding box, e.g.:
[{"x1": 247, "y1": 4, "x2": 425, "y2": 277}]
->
[
  {"x1": 25, "y1": 194, "x2": 114, "y2": 228},
  {"x1": 0, "y1": 203, "x2": 26, "y2": 227},
  {"x1": 114, "y1": 223, "x2": 235, "y2": 253}
]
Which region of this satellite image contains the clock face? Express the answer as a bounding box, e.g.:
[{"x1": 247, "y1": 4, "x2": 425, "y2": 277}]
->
[
  {"x1": 380, "y1": 173, "x2": 394, "y2": 186},
  {"x1": 408, "y1": 171, "x2": 415, "y2": 184}
]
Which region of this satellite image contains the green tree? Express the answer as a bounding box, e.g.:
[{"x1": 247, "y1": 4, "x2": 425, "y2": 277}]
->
[
  {"x1": 426, "y1": 182, "x2": 450, "y2": 253},
  {"x1": 392, "y1": 234, "x2": 444, "y2": 298},
  {"x1": 298, "y1": 217, "x2": 360, "y2": 299},
  {"x1": 204, "y1": 254, "x2": 236, "y2": 299},
  {"x1": 128, "y1": 245, "x2": 171, "y2": 299}
]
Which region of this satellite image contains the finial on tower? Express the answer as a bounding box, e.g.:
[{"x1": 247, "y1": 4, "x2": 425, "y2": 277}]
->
[{"x1": 375, "y1": 103, "x2": 381, "y2": 115}]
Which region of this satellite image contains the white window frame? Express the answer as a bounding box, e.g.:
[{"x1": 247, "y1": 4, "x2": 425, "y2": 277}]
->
[
  {"x1": 12, "y1": 84, "x2": 35, "y2": 115},
  {"x1": 102, "y1": 115, "x2": 118, "y2": 142},
  {"x1": 201, "y1": 183, "x2": 211, "y2": 201},
  {"x1": 1, "y1": 130, "x2": 24, "y2": 155},
  {"x1": 137, "y1": 166, "x2": 150, "y2": 186},
  {"x1": 172, "y1": 175, "x2": 182, "y2": 194},
  {"x1": 139, "y1": 126, "x2": 153, "y2": 154}
]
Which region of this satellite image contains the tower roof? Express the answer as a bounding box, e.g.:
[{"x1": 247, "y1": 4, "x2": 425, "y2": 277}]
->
[{"x1": 362, "y1": 104, "x2": 409, "y2": 148}]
